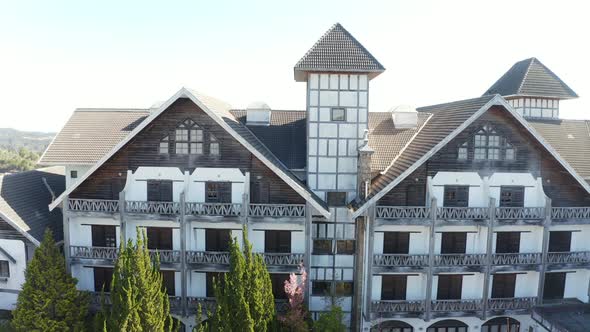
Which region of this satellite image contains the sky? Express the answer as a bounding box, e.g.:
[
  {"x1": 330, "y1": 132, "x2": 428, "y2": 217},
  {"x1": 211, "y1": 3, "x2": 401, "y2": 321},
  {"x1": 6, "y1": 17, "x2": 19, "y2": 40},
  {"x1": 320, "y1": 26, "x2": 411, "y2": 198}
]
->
[{"x1": 1, "y1": 0, "x2": 589, "y2": 132}]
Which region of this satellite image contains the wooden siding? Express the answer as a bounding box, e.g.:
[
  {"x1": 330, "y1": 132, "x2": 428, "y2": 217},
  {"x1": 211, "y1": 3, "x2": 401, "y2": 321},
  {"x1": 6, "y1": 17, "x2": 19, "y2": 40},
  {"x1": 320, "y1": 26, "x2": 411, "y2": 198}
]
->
[
  {"x1": 379, "y1": 108, "x2": 590, "y2": 206},
  {"x1": 71, "y1": 98, "x2": 304, "y2": 204}
]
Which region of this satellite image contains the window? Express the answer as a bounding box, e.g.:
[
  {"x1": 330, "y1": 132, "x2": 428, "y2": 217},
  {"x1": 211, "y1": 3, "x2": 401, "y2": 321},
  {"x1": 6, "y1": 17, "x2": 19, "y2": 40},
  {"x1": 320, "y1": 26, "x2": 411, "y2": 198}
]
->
[
  {"x1": 458, "y1": 124, "x2": 516, "y2": 161},
  {"x1": 495, "y1": 232, "x2": 520, "y2": 254},
  {"x1": 159, "y1": 136, "x2": 169, "y2": 154},
  {"x1": 443, "y1": 186, "x2": 469, "y2": 207},
  {"x1": 543, "y1": 272, "x2": 566, "y2": 300},
  {"x1": 265, "y1": 230, "x2": 291, "y2": 253},
  {"x1": 491, "y1": 273, "x2": 516, "y2": 298},
  {"x1": 457, "y1": 142, "x2": 468, "y2": 160},
  {"x1": 437, "y1": 275, "x2": 462, "y2": 300},
  {"x1": 335, "y1": 281, "x2": 354, "y2": 296},
  {"x1": 313, "y1": 239, "x2": 333, "y2": 254},
  {"x1": 0, "y1": 260, "x2": 9, "y2": 278},
  {"x1": 206, "y1": 272, "x2": 225, "y2": 297},
  {"x1": 205, "y1": 229, "x2": 231, "y2": 252},
  {"x1": 92, "y1": 225, "x2": 117, "y2": 248},
  {"x1": 482, "y1": 317, "x2": 520, "y2": 332},
  {"x1": 160, "y1": 118, "x2": 220, "y2": 156},
  {"x1": 206, "y1": 182, "x2": 232, "y2": 203},
  {"x1": 549, "y1": 231, "x2": 572, "y2": 252},
  {"x1": 270, "y1": 274, "x2": 290, "y2": 299},
  {"x1": 327, "y1": 192, "x2": 347, "y2": 207},
  {"x1": 146, "y1": 227, "x2": 173, "y2": 250},
  {"x1": 250, "y1": 182, "x2": 270, "y2": 203},
  {"x1": 210, "y1": 136, "x2": 220, "y2": 156},
  {"x1": 93, "y1": 267, "x2": 113, "y2": 292},
  {"x1": 441, "y1": 232, "x2": 467, "y2": 254},
  {"x1": 161, "y1": 270, "x2": 175, "y2": 296},
  {"x1": 427, "y1": 320, "x2": 468, "y2": 332},
  {"x1": 500, "y1": 186, "x2": 525, "y2": 207},
  {"x1": 336, "y1": 240, "x2": 355, "y2": 254},
  {"x1": 147, "y1": 180, "x2": 173, "y2": 202},
  {"x1": 383, "y1": 232, "x2": 410, "y2": 254},
  {"x1": 331, "y1": 108, "x2": 346, "y2": 121},
  {"x1": 382, "y1": 275, "x2": 407, "y2": 300},
  {"x1": 70, "y1": 170, "x2": 78, "y2": 178},
  {"x1": 312, "y1": 281, "x2": 331, "y2": 296}
]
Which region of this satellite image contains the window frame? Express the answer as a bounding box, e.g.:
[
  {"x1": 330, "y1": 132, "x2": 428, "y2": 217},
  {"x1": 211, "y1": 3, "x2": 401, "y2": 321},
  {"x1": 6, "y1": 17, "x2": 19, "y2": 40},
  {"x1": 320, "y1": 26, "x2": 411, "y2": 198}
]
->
[
  {"x1": 436, "y1": 274, "x2": 463, "y2": 300},
  {"x1": 330, "y1": 107, "x2": 346, "y2": 121},
  {"x1": 491, "y1": 273, "x2": 516, "y2": 298},
  {"x1": 443, "y1": 186, "x2": 469, "y2": 207},
  {"x1": 205, "y1": 182, "x2": 232, "y2": 203},
  {"x1": 548, "y1": 231, "x2": 572, "y2": 253},
  {"x1": 265, "y1": 230, "x2": 291, "y2": 253},
  {"x1": 500, "y1": 186, "x2": 525, "y2": 207},
  {"x1": 495, "y1": 232, "x2": 521, "y2": 254},
  {"x1": 146, "y1": 227, "x2": 173, "y2": 250},
  {"x1": 326, "y1": 191, "x2": 347, "y2": 207},
  {"x1": 383, "y1": 232, "x2": 410, "y2": 254},
  {"x1": 205, "y1": 228, "x2": 231, "y2": 252},
  {"x1": 91, "y1": 225, "x2": 117, "y2": 248},
  {"x1": 381, "y1": 275, "x2": 408, "y2": 300},
  {"x1": 0, "y1": 260, "x2": 9, "y2": 278}
]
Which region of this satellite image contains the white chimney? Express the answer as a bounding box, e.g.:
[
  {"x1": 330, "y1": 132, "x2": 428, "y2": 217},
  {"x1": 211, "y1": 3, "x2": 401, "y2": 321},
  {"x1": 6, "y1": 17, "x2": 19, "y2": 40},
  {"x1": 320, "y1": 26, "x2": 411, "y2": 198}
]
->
[
  {"x1": 390, "y1": 105, "x2": 418, "y2": 129},
  {"x1": 246, "y1": 101, "x2": 271, "y2": 125}
]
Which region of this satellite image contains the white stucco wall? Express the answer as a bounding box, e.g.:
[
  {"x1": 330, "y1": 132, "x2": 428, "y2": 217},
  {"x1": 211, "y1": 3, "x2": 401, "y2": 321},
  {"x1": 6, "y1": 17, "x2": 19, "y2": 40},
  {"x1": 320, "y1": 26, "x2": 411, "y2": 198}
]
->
[
  {"x1": 65, "y1": 165, "x2": 92, "y2": 189},
  {"x1": 0, "y1": 239, "x2": 27, "y2": 310}
]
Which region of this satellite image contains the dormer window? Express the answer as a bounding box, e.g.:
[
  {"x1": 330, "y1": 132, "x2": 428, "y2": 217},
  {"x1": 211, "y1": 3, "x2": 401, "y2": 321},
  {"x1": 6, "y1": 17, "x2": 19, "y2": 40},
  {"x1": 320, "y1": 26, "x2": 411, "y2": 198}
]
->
[
  {"x1": 457, "y1": 124, "x2": 515, "y2": 161},
  {"x1": 160, "y1": 119, "x2": 220, "y2": 156}
]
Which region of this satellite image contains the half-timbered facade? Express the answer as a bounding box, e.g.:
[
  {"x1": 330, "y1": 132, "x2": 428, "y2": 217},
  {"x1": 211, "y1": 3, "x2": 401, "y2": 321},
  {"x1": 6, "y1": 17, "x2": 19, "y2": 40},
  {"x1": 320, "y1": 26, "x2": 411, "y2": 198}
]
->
[{"x1": 39, "y1": 23, "x2": 590, "y2": 331}]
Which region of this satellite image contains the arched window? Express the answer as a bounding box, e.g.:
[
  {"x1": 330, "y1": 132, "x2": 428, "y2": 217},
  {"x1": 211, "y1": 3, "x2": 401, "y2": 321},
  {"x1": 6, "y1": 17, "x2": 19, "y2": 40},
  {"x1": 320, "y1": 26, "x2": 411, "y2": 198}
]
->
[
  {"x1": 159, "y1": 119, "x2": 220, "y2": 156},
  {"x1": 457, "y1": 124, "x2": 515, "y2": 161},
  {"x1": 482, "y1": 317, "x2": 520, "y2": 332},
  {"x1": 371, "y1": 320, "x2": 413, "y2": 332},
  {"x1": 427, "y1": 319, "x2": 468, "y2": 332}
]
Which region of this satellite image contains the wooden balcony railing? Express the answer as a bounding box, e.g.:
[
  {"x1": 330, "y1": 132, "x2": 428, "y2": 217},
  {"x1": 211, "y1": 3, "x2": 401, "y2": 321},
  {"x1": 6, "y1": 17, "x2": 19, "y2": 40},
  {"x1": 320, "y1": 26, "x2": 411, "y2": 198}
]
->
[
  {"x1": 89, "y1": 292, "x2": 180, "y2": 309},
  {"x1": 185, "y1": 202, "x2": 242, "y2": 216},
  {"x1": 249, "y1": 204, "x2": 305, "y2": 218},
  {"x1": 546, "y1": 251, "x2": 590, "y2": 265},
  {"x1": 262, "y1": 253, "x2": 304, "y2": 266},
  {"x1": 496, "y1": 207, "x2": 545, "y2": 221},
  {"x1": 70, "y1": 246, "x2": 117, "y2": 261},
  {"x1": 186, "y1": 297, "x2": 217, "y2": 313},
  {"x1": 437, "y1": 207, "x2": 489, "y2": 221},
  {"x1": 431, "y1": 299, "x2": 483, "y2": 312},
  {"x1": 552, "y1": 207, "x2": 590, "y2": 220},
  {"x1": 487, "y1": 297, "x2": 537, "y2": 311},
  {"x1": 126, "y1": 201, "x2": 181, "y2": 214},
  {"x1": 491, "y1": 253, "x2": 543, "y2": 265},
  {"x1": 69, "y1": 199, "x2": 119, "y2": 213},
  {"x1": 185, "y1": 251, "x2": 230, "y2": 265},
  {"x1": 373, "y1": 254, "x2": 429, "y2": 267},
  {"x1": 149, "y1": 250, "x2": 182, "y2": 264},
  {"x1": 371, "y1": 300, "x2": 426, "y2": 313},
  {"x1": 376, "y1": 206, "x2": 431, "y2": 220},
  {"x1": 434, "y1": 254, "x2": 487, "y2": 266}
]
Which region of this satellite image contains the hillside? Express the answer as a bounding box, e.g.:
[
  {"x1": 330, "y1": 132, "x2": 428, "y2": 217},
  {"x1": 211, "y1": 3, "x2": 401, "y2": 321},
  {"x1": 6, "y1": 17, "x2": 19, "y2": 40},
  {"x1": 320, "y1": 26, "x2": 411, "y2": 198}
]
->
[{"x1": 0, "y1": 128, "x2": 54, "y2": 153}]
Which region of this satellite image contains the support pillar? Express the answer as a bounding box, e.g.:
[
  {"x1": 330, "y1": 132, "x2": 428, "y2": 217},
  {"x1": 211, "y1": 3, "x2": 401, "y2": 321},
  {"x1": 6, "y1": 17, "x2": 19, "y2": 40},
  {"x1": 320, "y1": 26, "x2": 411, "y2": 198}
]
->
[
  {"x1": 180, "y1": 192, "x2": 187, "y2": 316},
  {"x1": 537, "y1": 197, "x2": 552, "y2": 303},
  {"x1": 63, "y1": 195, "x2": 71, "y2": 273},
  {"x1": 119, "y1": 191, "x2": 127, "y2": 242},
  {"x1": 425, "y1": 198, "x2": 437, "y2": 321},
  {"x1": 482, "y1": 198, "x2": 496, "y2": 320}
]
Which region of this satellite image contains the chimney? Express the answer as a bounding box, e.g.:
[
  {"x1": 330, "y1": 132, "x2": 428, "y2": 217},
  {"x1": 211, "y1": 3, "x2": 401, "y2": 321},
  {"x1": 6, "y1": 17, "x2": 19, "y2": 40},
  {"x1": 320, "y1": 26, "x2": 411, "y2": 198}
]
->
[
  {"x1": 246, "y1": 101, "x2": 271, "y2": 126},
  {"x1": 357, "y1": 129, "x2": 374, "y2": 199},
  {"x1": 391, "y1": 105, "x2": 418, "y2": 129}
]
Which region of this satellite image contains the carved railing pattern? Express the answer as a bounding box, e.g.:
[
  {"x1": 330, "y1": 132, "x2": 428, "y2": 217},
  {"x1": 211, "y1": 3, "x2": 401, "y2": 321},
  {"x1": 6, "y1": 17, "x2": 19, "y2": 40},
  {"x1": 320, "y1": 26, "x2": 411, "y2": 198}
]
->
[
  {"x1": 185, "y1": 202, "x2": 241, "y2": 216},
  {"x1": 249, "y1": 204, "x2": 305, "y2": 218},
  {"x1": 371, "y1": 300, "x2": 426, "y2": 313},
  {"x1": 187, "y1": 297, "x2": 217, "y2": 312},
  {"x1": 491, "y1": 253, "x2": 542, "y2": 265},
  {"x1": 68, "y1": 199, "x2": 119, "y2": 213},
  {"x1": 70, "y1": 246, "x2": 118, "y2": 261},
  {"x1": 373, "y1": 254, "x2": 429, "y2": 267},
  {"x1": 149, "y1": 250, "x2": 182, "y2": 264},
  {"x1": 262, "y1": 253, "x2": 304, "y2": 266},
  {"x1": 186, "y1": 251, "x2": 230, "y2": 265},
  {"x1": 487, "y1": 297, "x2": 537, "y2": 310},
  {"x1": 126, "y1": 201, "x2": 181, "y2": 214},
  {"x1": 169, "y1": 296, "x2": 183, "y2": 312},
  {"x1": 431, "y1": 299, "x2": 483, "y2": 312},
  {"x1": 376, "y1": 206, "x2": 431, "y2": 220},
  {"x1": 546, "y1": 251, "x2": 590, "y2": 265},
  {"x1": 552, "y1": 207, "x2": 590, "y2": 220},
  {"x1": 434, "y1": 254, "x2": 487, "y2": 266},
  {"x1": 496, "y1": 207, "x2": 545, "y2": 220},
  {"x1": 437, "y1": 207, "x2": 489, "y2": 221}
]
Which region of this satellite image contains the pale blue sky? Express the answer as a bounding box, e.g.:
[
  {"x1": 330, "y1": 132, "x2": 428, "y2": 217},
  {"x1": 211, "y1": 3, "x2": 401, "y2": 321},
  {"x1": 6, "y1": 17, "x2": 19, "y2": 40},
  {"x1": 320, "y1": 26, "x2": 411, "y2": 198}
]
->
[{"x1": 1, "y1": 0, "x2": 589, "y2": 132}]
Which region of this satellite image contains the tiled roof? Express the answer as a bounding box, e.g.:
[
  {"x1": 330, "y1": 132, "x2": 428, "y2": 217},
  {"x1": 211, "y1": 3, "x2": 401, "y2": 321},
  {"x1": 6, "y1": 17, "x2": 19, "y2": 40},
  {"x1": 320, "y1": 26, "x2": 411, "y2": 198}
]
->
[
  {"x1": 368, "y1": 96, "x2": 497, "y2": 199},
  {"x1": 484, "y1": 57, "x2": 578, "y2": 99},
  {"x1": 39, "y1": 109, "x2": 150, "y2": 165},
  {"x1": 0, "y1": 167, "x2": 65, "y2": 244},
  {"x1": 529, "y1": 119, "x2": 590, "y2": 179},
  {"x1": 231, "y1": 110, "x2": 307, "y2": 170},
  {"x1": 294, "y1": 23, "x2": 384, "y2": 80},
  {"x1": 368, "y1": 112, "x2": 431, "y2": 173}
]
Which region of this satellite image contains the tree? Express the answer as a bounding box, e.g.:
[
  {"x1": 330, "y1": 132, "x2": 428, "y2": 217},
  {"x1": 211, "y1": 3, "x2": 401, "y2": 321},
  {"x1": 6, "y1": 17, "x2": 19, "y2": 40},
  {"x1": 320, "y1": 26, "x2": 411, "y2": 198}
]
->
[
  {"x1": 313, "y1": 306, "x2": 346, "y2": 332},
  {"x1": 100, "y1": 228, "x2": 176, "y2": 332},
  {"x1": 12, "y1": 229, "x2": 89, "y2": 332},
  {"x1": 208, "y1": 226, "x2": 275, "y2": 332},
  {"x1": 278, "y1": 264, "x2": 309, "y2": 332}
]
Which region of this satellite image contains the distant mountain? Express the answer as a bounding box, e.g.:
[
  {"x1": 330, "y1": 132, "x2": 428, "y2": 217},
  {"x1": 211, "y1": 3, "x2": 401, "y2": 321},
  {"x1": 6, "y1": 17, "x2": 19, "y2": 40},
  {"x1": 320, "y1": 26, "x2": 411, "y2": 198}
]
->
[{"x1": 0, "y1": 128, "x2": 55, "y2": 153}]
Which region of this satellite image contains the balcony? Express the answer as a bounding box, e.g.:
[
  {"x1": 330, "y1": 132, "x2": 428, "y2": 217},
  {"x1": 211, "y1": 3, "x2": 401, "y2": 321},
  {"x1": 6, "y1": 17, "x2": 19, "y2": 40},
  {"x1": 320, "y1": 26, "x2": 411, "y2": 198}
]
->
[
  {"x1": 89, "y1": 292, "x2": 182, "y2": 312},
  {"x1": 433, "y1": 254, "x2": 487, "y2": 267},
  {"x1": 70, "y1": 245, "x2": 181, "y2": 265},
  {"x1": 487, "y1": 297, "x2": 537, "y2": 312},
  {"x1": 185, "y1": 202, "x2": 242, "y2": 217},
  {"x1": 376, "y1": 206, "x2": 431, "y2": 223},
  {"x1": 552, "y1": 207, "x2": 590, "y2": 224},
  {"x1": 491, "y1": 253, "x2": 543, "y2": 266},
  {"x1": 436, "y1": 207, "x2": 489, "y2": 223},
  {"x1": 495, "y1": 207, "x2": 545, "y2": 223},
  {"x1": 546, "y1": 251, "x2": 590, "y2": 267},
  {"x1": 249, "y1": 204, "x2": 305, "y2": 219},
  {"x1": 373, "y1": 254, "x2": 429, "y2": 269},
  {"x1": 186, "y1": 251, "x2": 230, "y2": 266},
  {"x1": 126, "y1": 201, "x2": 181, "y2": 215},
  {"x1": 431, "y1": 299, "x2": 483, "y2": 314},
  {"x1": 68, "y1": 198, "x2": 119, "y2": 214},
  {"x1": 371, "y1": 300, "x2": 426, "y2": 316},
  {"x1": 262, "y1": 253, "x2": 304, "y2": 266}
]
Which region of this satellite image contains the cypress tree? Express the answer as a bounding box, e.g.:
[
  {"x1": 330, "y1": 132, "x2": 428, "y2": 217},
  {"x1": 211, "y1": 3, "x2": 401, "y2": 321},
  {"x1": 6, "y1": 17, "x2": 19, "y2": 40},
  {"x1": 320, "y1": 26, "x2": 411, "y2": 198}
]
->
[
  {"x1": 208, "y1": 226, "x2": 274, "y2": 331},
  {"x1": 12, "y1": 229, "x2": 88, "y2": 332},
  {"x1": 101, "y1": 228, "x2": 175, "y2": 332}
]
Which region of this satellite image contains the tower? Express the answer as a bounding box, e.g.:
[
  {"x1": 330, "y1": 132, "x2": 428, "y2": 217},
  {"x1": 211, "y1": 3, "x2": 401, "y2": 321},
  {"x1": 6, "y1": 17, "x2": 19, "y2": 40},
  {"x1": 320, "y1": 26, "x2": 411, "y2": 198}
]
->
[{"x1": 295, "y1": 23, "x2": 385, "y2": 204}]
